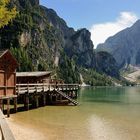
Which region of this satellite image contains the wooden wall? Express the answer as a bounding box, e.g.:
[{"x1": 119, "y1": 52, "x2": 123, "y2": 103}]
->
[
  {"x1": 0, "y1": 51, "x2": 17, "y2": 97},
  {"x1": 0, "y1": 71, "x2": 16, "y2": 97}
]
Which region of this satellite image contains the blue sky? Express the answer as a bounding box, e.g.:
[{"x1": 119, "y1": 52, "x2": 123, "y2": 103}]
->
[{"x1": 40, "y1": 0, "x2": 140, "y2": 47}]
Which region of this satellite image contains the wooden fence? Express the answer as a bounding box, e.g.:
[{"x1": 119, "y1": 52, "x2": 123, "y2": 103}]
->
[{"x1": 16, "y1": 83, "x2": 79, "y2": 95}]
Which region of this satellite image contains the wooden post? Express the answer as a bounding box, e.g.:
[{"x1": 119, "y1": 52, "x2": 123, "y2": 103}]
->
[
  {"x1": 61, "y1": 84, "x2": 63, "y2": 91},
  {"x1": 56, "y1": 94, "x2": 58, "y2": 101},
  {"x1": 25, "y1": 95, "x2": 29, "y2": 110},
  {"x1": 7, "y1": 98, "x2": 10, "y2": 117},
  {"x1": 75, "y1": 90, "x2": 78, "y2": 98},
  {"x1": 54, "y1": 94, "x2": 56, "y2": 102},
  {"x1": 60, "y1": 95, "x2": 62, "y2": 102},
  {"x1": 43, "y1": 94, "x2": 46, "y2": 106},
  {"x1": 0, "y1": 99, "x2": 3, "y2": 111},
  {"x1": 14, "y1": 97, "x2": 17, "y2": 113},
  {"x1": 50, "y1": 93, "x2": 52, "y2": 103},
  {"x1": 35, "y1": 96, "x2": 39, "y2": 108},
  {"x1": 49, "y1": 85, "x2": 50, "y2": 91},
  {"x1": 3, "y1": 102, "x2": 4, "y2": 112},
  {"x1": 25, "y1": 84, "x2": 30, "y2": 110}
]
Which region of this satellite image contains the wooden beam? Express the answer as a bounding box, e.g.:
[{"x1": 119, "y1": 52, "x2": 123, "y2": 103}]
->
[
  {"x1": 14, "y1": 97, "x2": 17, "y2": 113},
  {"x1": 25, "y1": 95, "x2": 29, "y2": 110},
  {"x1": 0, "y1": 99, "x2": 3, "y2": 111},
  {"x1": 60, "y1": 95, "x2": 62, "y2": 102},
  {"x1": 7, "y1": 98, "x2": 10, "y2": 118},
  {"x1": 43, "y1": 94, "x2": 46, "y2": 106},
  {"x1": 50, "y1": 94, "x2": 52, "y2": 103}
]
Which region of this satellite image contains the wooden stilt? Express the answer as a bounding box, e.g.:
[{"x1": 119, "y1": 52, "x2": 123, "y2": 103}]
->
[
  {"x1": 0, "y1": 99, "x2": 3, "y2": 111},
  {"x1": 3, "y1": 102, "x2": 4, "y2": 112},
  {"x1": 56, "y1": 94, "x2": 58, "y2": 101},
  {"x1": 35, "y1": 96, "x2": 39, "y2": 108},
  {"x1": 53, "y1": 94, "x2": 56, "y2": 102},
  {"x1": 50, "y1": 94, "x2": 52, "y2": 103},
  {"x1": 43, "y1": 94, "x2": 46, "y2": 106},
  {"x1": 60, "y1": 95, "x2": 62, "y2": 102},
  {"x1": 72, "y1": 91, "x2": 74, "y2": 98},
  {"x1": 25, "y1": 95, "x2": 29, "y2": 110},
  {"x1": 75, "y1": 91, "x2": 78, "y2": 98},
  {"x1": 7, "y1": 98, "x2": 10, "y2": 118},
  {"x1": 14, "y1": 97, "x2": 17, "y2": 113}
]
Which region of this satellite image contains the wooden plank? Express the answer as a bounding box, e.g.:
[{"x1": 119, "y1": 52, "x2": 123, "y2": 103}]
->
[
  {"x1": 0, "y1": 95, "x2": 17, "y2": 100},
  {"x1": 0, "y1": 110, "x2": 15, "y2": 140}
]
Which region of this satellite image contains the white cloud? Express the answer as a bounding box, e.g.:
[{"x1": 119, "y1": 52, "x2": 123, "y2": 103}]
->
[{"x1": 90, "y1": 12, "x2": 138, "y2": 48}]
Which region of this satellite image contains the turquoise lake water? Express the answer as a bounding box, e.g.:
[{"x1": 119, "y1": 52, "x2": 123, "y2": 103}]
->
[{"x1": 11, "y1": 87, "x2": 140, "y2": 140}]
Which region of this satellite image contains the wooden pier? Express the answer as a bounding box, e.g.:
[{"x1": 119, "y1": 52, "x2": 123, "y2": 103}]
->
[
  {"x1": 16, "y1": 83, "x2": 79, "y2": 108},
  {"x1": 0, "y1": 50, "x2": 80, "y2": 140},
  {"x1": 0, "y1": 83, "x2": 79, "y2": 140},
  {"x1": 0, "y1": 84, "x2": 79, "y2": 117}
]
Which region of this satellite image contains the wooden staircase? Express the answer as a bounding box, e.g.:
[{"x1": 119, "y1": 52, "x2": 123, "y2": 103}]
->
[{"x1": 56, "y1": 90, "x2": 79, "y2": 105}]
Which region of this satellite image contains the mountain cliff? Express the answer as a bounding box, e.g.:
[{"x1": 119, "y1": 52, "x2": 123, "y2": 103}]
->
[
  {"x1": 0, "y1": 0, "x2": 119, "y2": 83},
  {"x1": 97, "y1": 20, "x2": 140, "y2": 68}
]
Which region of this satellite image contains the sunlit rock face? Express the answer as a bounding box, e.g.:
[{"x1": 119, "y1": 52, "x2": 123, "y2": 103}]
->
[
  {"x1": 97, "y1": 20, "x2": 140, "y2": 68},
  {"x1": 0, "y1": 0, "x2": 119, "y2": 78}
]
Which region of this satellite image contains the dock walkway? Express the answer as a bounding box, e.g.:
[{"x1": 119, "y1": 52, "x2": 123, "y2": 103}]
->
[
  {"x1": 0, "y1": 83, "x2": 80, "y2": 140},
  {"x1": 16, "y1": 83, "x2": 79, "y2": 107}
]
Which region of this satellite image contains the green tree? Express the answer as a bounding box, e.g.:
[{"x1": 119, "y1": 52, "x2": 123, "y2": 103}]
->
[
  {"x1": 10, "y1": 47, "x2": 33, "y2": 72},
  {"x1": 57, "y1": 51, "x2": 80, "y2": 84},
  {"x1": 0, "y1": 0, "x2": 17, "y2": 28}
]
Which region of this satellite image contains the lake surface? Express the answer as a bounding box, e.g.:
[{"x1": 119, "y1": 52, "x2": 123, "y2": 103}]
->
[{"x1": 11, "y1": 87, "x2": 140, "y2": 140}]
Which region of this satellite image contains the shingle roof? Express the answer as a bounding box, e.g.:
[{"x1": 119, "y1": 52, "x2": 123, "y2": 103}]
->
[
  {"x1": 16, "y1": 71, "x2": 51, "y2": 77},
  {"x1": 0, "y1": 50, "x2": 8, "y2": 58},
  {"x1": 0, "y1": 49, "x2": 18, "y2": 67}
]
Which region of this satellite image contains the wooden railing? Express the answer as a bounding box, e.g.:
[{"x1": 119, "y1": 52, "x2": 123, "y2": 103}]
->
[
  {"x1": 16, "y1": 84, "x2": 79, "y2": 95},
  {"x1": 0, "y1": 110, "x2": 15, "y2": 140}
]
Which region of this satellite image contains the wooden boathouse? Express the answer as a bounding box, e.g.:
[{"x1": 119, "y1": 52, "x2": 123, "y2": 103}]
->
[
  {"x1": 0, "y1": 50, "x2": 79, "y2": 118},
  {"x1": 0, "y1": 50, "x2": 18, "y2": 117},
  {"x1": 0, "y1": 50, "x2": 79, "y2": 140}
]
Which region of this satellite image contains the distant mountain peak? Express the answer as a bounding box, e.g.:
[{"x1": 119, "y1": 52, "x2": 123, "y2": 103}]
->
[{"x1": 97, "y1": 19, "x2": 140, "y2": 68}]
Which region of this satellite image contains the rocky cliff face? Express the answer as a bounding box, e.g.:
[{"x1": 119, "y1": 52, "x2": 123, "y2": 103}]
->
[
  {"x1": 0, "y1": 0, "x2": 119, "y2": 79},
  {"x1": 42, "y1": 6, "x2": 95, "y2": 68},
  {"x1": 65, "y1": 29, "x2": 95, "y2": 68},
  {"x1": 97, "y1": 20, "x2": 140, "y2": 68},
  {"x1": 95, "y1": 52, "x2": 119, "y2": 78}
]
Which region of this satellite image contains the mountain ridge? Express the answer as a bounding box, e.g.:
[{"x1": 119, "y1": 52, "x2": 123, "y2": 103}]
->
[
  {"x1": 97, "y1": 19, "x2": 140, "y2": 69},
  {"x1": 0, "y1": 0, "x2": 120, "y2": 84}
]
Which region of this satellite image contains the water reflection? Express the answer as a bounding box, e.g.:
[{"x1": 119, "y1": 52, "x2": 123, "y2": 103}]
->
[
  {"x1": 11, "y1": 87, "x2": 140, "y2": 140},
  {"x1": 79, "y1": 87, "x2": 140, "y2": 105}
]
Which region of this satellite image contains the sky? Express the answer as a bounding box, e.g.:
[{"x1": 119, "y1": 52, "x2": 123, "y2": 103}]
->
[{"x1": 40, "y1": 0, "x2": 140, "y2": 48}]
